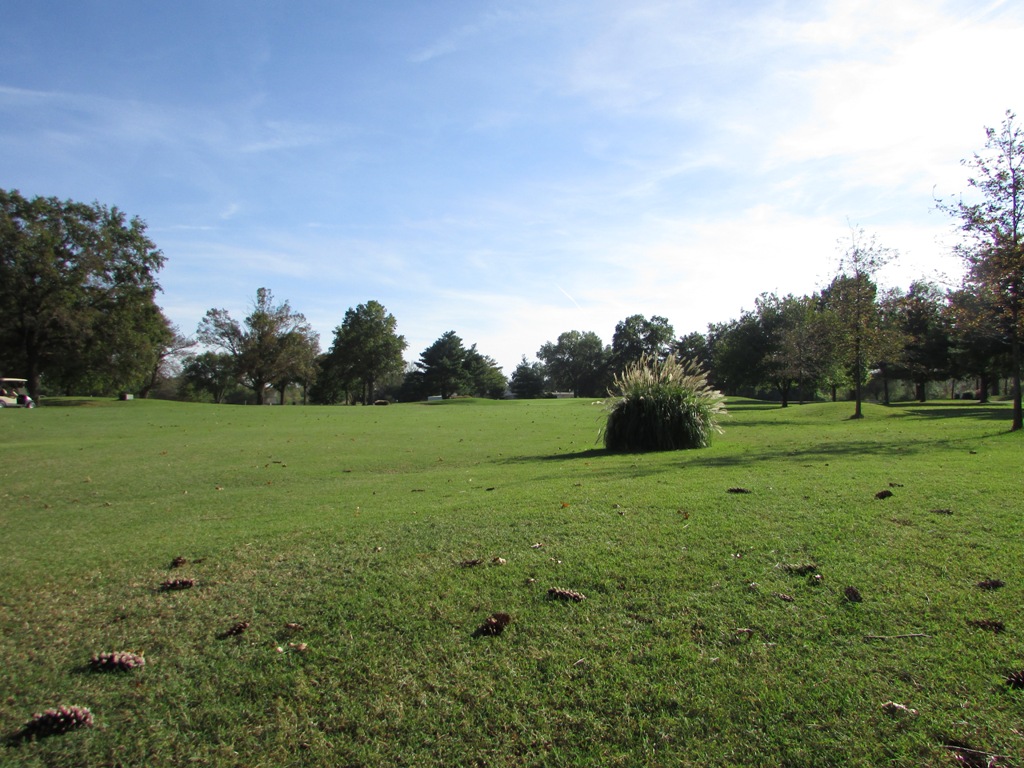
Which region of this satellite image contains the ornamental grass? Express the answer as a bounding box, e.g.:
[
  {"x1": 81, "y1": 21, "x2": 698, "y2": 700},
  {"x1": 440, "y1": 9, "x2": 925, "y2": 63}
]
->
[{"x1": 603, "y1": 354, "x2": 726, "y2": 452}]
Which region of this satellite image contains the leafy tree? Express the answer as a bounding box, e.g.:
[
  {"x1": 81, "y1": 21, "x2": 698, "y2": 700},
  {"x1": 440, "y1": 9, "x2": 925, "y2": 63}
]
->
[
  {"x1": 180, "y1": 351, "x2": 237, "y2": 404},
  {"x1": 946, "y1": 286, "x2": 1010, "y2": 401},
  {"x1": 773, "y1": 294, "x2": 835, "y2": 405},
  {"x1": 705, "y1": 313, "x2": 767, "y2": 396},
  {"x1": 197, "y1": 288, "x2": 319, "y2": 405},
  {"x1": 611, "y1": 314, "x2": 675, "y2": 370},
  {"x1": 510, "y1": 357, "x2": 548, "y2": 399},
  {"x1": 886, "y1": 281, "x2": 951, "y2": 402},
  {"x1": 673, "y1": 332, "x2": 712, "y2": 373},
  {"x1": 0, "y1": 189, "x2": 166, "y2": 400},
  {"x1": 415, "y1": 331, "x2": 471, "y2": 399},
  {"x1": 322, "y1": 300, "x2": 406, "y2": 404},
  {"x1": 138, "y1": 325, "x2": 195, "y2": 399},
  {"x1": 463, "y1": 345, "x2": 507, "y2": 398},
  {"x1": 943, "y1": 110, "x2": 1024, "y2": 430},
  {"x1": 537, "y1": 330, "x2": 608, "y2": 397},
  {"x1": 823, "y1": 229, "x2": 896, "y2": 418}
]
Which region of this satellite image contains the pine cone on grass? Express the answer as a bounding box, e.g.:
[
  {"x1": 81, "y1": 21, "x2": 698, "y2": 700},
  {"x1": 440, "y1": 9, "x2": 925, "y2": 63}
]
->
[
  {"x1": 89, "y1": 651, "x2": 145, "y2": 671},
  {"x1": 220, "y1": 621, "x2": 250, "y2": 638},
  {"x1": 977, "y1": 579, "x2": 1005, "y2": 590},
  {"x1": 159, "y1": 578, "x2": 195, "y2": 591},
  {"x1": 548, "y1": 587, "x2": 586, "y2": 602},
  {"x1": 967, "y1": 619, "x2": 1005, "y2": 633},
  {"x1": 844, "y1": 586, "x2": 863, "y2": 603},
  {"x1": 473, "y1": 612, "x2": 512, "y2": 637},
  {"x1": 17, "y1": 705, "x2": 94, "y2": 740},
  {"x1": 169, "y1": 556, "x2": 187, "y2": 568},
  {"x1": 1006, "y1": 670, "x2": 1024, "y2": 690}
]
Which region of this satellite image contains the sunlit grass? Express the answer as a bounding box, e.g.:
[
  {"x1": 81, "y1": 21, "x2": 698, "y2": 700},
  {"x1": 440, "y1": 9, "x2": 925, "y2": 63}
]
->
[{"x1": 0, "y1": 397, "x2": 1021, "y2": 766}]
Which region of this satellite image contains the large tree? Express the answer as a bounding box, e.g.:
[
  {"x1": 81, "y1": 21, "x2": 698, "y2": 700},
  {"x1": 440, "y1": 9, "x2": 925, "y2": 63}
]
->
[
  {"x1": 611, "y1": 314, "x2": 675, "y2": 371},
  {"x1": 823, "y1": 229, "x2": 896, "y2": 418},
  {"x1": 463, "y1": 345, "x2": 507, "y2": 398},
  {"x1": 414, "y1": 331, "x2": 471, "y2": 399},
  {"x1": 0, "y1": 189, "x2": 166, "y2": 400},
  {"x1": 510, "y1": 357, "x2": 548, "y2": 399},
  {"x1": 322, "y1": 300, "x2": 406, "y2": 404},
  {"x1": 944, "y1": 110, "x2": 1024, "y2": 430},
  {"x1": 537, "y1": 330, "x2": 608, "y2": 397},
  {"x1": 197, "y1": 288, "x2": 319, "y2": 405},
  {"x1": 885, "y1": 281, "x2": 951, "y2": 402}
]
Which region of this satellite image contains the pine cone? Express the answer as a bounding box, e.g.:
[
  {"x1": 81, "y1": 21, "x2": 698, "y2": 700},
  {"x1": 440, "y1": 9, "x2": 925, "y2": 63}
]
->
[
  {"x1": 780, "y1": 562, "x2": 818, "y2": 575},
  {"x1": 844, "y1": 586, "x2": 862, "y2": 603},
  {"x1": 977, "y1": 578, "x2": 1005, "y2": 590},
  {"x1": 170, "y1": 556, "x2": 187, "y2": 568},
  {"x1": 875, "y1": 489, "x2": 894, "y2": 499},
  {"x1": 774, "y1": 592, "x2": 795, "y2": 602},
  {"x1": 21, "y1": 705, "x2": 94, "y2": 738},
  {"x1": 474, "y1": 612, "x2": 512, "y2": 636},
  {"x1": 459, "y1": 558, "x2": 484, "y2": 568},
  {"x1": 548, "y1": 587, "x2": 586, "y2": 602},
  {"x1": 160, "y1": 578, "x2": 195, "y2": 591},
  {"x1": 222, "y1": 621, "x2": 250, "y2": 637},
  {"x1": 1005, "y1": 670, "x2": 1024, "y2": 689},
  {"x1": 89, "y1": 651, "x2": 145, "y2": 671},
  {"x1": 967, "y1": 619, "x2": 1005, "y2": 633}
]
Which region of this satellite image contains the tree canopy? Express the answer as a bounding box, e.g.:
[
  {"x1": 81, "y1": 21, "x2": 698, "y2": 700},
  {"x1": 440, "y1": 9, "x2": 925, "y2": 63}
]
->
[
  {"x1": 0, "y1": 188, "x2": 168, "y2": 400},
  {"x1": 197, "y1": 288, "x2": 319, "y2": 405},
  {"x1": 944, "y1": 110, "x2": 1024, "y2": 430},
  {"x1": 321, "y1": 300, "x2": 406, "y2": 404}
]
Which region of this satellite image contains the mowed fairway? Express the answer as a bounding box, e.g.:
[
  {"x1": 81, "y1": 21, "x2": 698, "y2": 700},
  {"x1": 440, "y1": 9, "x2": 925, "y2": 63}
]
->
[{"x1": 0, "y1": 397, "x2": 1022, "y2": 767}]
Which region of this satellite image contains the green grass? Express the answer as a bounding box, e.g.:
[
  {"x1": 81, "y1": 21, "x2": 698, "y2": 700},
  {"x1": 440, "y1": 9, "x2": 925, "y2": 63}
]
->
[{"x1": 0, "y1": 397, "x2": 1022, "y2": 767}]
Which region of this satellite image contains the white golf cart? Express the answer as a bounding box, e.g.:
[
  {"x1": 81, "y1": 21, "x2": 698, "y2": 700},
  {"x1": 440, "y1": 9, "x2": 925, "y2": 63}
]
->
[{"x1": 0, "y1": 378, "x2": 35, "y2": 408}]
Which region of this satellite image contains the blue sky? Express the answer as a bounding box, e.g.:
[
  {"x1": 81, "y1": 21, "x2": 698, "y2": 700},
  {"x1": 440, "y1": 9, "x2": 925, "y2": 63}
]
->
[{"x1": 2, "y1": 1, "x2": 1021, "y2": 373}]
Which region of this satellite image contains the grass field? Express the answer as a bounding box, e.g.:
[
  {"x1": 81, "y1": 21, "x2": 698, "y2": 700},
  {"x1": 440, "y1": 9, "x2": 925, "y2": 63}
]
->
[{"x1": 0, "y1": 397, "x2": 1021, "y2": 767}]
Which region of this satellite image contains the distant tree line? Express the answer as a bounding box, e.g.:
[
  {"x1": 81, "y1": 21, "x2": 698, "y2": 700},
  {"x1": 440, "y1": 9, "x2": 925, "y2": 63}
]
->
[{"x1": 3, "y1": 111, "x2": 1021, "y2": 426}]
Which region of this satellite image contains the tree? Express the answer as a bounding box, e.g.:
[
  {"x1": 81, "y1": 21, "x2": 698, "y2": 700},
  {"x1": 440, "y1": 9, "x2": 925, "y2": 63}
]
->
[
  {"x1": 197, "y1": 288, "x2": 319, "y2": 405},
  {"x1": 886, "y1": 281, "x2": 951, "y2": 402},
  {"x1": 415, "y1": 331, "x2": 471, "y2": 399},
  {"x1": 510, "y1": 357, "x2": 547, "y2": 399},
  {"x1": 946, "y1": 285, "x2": 1010, "y2": 402},
  {"x1": 611, "y1": 314, "x2": 675, "y2": 371},
  {"x1": 0, "y1": 189, "x2": 166, "y2": 400},
  {"x1": 180, "y1": 351, "x2": 237, "y2": 404},
  {"x1": 943, "y1": 110, "x2": 1024, "y2": 430},
  {"x1": 322, "y1": 300, "x2": 406, "y2": 404},
  {"x1": 138, "y1": 324, "x2": 195, "y2": 399},
  {"x1": 463, "y1": 345, "x2": 507, "y2": 398},
  {"x1": 823, "y1": 228, "x2": 896, "y2": 418},
  {"x1": 537, "y1": 330, "x2": 608, "y2": 397}
]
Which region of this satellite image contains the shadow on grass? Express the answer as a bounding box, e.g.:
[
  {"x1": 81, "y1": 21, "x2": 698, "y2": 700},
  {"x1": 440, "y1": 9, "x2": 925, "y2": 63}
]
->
[
  {"x1": 889, "y1": 403, "x2": 1014, "y2": 421},
  {"x1": 38, "y1": 398, "x2": 101, "y2": 408}
]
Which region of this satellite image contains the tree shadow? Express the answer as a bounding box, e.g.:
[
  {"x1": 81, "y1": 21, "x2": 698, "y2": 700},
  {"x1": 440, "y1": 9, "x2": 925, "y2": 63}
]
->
[{"x1": 889, "y1": 403, "x2": 1013, "y2": 421}]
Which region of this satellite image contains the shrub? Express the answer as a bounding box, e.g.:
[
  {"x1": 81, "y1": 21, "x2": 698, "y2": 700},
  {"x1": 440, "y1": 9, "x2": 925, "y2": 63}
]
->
[{"x1": 602, "y1": 355, "x2": 726, "y2": 451}]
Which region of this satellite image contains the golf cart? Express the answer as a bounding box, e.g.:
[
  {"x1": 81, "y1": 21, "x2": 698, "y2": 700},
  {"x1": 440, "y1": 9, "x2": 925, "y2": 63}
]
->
[{"x1": 0, "y1": 378, "x2": 35, "y2": 408}]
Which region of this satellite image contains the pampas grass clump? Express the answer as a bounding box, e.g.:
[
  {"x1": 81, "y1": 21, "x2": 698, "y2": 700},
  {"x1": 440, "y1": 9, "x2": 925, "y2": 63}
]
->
[{"x1": 603, "y1": 355, "x2": 726, "y2": 452}]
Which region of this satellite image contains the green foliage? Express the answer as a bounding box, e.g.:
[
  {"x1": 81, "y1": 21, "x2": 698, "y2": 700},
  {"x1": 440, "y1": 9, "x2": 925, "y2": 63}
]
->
[
  {"x1": 319, "y1": 300, "x2": 406, "y2": 404},
  {"x1": 603, "y1": 354, "x2": 726, "y2": 451},
  {"x1": 510, "y1": 356, "x2": 547, "y2": 398},
  {"x1": 197, "y1": 288, "x2": 319, "y2": 405},
  {"x1": 537, "y1": 330, "x2": 608, "y2": 397},
  {"x1": 943, "y1": 110, "x2": 1024, "y2": 430},
  {"x1": 0, "y1": 188, "x2": 167, "y2": 399},
  {"x1": 611, "y1": 313, "x2": 675, "y2": 370}
]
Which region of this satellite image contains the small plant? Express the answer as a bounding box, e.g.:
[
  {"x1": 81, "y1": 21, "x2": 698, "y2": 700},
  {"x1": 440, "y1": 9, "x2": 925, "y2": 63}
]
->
[{"x1": 602, "y1": 355, "x2": 726, "y2": 452}]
